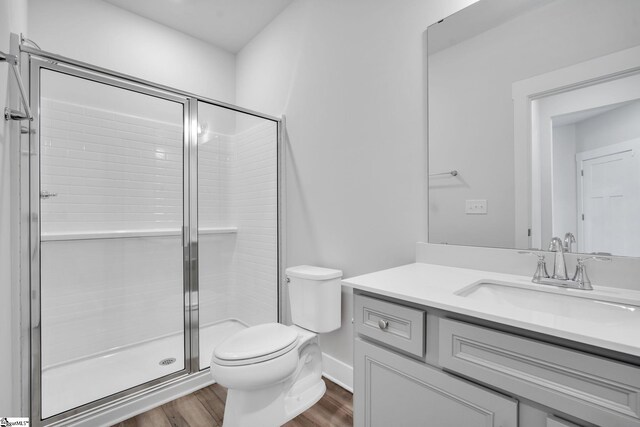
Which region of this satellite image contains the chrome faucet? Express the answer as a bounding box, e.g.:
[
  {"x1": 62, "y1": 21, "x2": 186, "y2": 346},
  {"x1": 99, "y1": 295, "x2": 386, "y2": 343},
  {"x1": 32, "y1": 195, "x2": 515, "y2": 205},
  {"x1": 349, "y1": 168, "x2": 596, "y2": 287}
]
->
[
  {"x1": 519, "y1": 245, "x2": 611, "y2": 290},
  {"x1": 563, "y1": 232, "x2": 576, "y2": 253},
  {"x1": 548, "y1": 237, "x2": 568, "y2": 280}
]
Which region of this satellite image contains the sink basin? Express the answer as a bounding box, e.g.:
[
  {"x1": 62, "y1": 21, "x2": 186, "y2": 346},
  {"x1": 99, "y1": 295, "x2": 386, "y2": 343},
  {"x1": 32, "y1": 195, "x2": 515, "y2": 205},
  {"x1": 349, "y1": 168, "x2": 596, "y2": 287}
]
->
[{"x1": 456, "y1": 281, "x2": 640, "y2": 324}]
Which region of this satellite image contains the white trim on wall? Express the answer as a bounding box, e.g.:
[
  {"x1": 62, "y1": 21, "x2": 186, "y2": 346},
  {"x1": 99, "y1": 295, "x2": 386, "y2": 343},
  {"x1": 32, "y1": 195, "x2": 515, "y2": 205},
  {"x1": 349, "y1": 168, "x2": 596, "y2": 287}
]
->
[{"x1": 322, "y1": 351, "x2": 354, "y2": 393}]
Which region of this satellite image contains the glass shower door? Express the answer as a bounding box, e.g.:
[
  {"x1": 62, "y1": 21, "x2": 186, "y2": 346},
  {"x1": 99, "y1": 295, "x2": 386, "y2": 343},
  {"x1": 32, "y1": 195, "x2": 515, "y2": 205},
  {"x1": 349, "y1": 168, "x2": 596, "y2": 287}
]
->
[
  {"x1": 37, "y1": 68, "x2": 189, "y2": 418},
  {"x1": 196, "y1": 101, "x2": 279, "y2": 369}
]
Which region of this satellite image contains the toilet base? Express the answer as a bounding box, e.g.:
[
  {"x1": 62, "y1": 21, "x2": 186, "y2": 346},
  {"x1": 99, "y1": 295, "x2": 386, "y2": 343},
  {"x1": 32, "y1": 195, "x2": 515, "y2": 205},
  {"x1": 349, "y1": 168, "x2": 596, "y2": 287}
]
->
[
  {"x1": 284, "y1": 375, "x2": 326, "y2": 421},
  {"x1": 223, "y1": 377, "x2": 325, "y2": 427},
  {"x1": 221, "y1": 339, "x2": 325, "y2": 427}
]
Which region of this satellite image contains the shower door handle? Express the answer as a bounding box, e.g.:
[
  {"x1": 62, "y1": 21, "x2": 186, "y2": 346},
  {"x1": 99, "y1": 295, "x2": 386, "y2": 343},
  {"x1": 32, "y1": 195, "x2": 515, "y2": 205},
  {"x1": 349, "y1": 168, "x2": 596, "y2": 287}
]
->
[
  {"x1": 182, "y1": 226, "x2": 187, "y2": 248},
  {"x1": 40, "y1": 191, "x2": 58, "y2": 199}
]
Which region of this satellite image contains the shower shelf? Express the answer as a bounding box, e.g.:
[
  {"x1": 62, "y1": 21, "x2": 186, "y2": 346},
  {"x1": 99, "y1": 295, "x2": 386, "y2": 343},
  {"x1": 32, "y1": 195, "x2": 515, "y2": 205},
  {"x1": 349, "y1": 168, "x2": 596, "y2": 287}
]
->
[{"x1": 41, "y1": 226, "x2": 238, "y2": 242}]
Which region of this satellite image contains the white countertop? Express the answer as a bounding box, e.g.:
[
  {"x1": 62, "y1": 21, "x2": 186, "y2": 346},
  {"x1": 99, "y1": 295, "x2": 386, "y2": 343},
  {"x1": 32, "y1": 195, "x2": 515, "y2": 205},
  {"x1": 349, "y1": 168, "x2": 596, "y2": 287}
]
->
[{"x1": 342, "y1": 262, "x2": 640, "y2": 358}]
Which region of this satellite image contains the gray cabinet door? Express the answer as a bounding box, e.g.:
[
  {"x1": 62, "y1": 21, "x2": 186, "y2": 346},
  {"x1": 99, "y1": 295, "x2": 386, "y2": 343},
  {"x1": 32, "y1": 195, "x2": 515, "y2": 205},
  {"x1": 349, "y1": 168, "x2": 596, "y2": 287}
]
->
[{"x1": 354, "y1": 338, "x2": 518, "y2": 427}]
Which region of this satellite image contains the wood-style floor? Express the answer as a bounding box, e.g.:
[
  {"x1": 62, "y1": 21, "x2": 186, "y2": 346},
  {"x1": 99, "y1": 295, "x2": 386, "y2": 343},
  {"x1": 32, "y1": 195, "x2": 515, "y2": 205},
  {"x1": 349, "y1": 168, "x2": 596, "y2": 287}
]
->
[{"x1": 113, "y1": 378, "x2": 353, "y2": 427}]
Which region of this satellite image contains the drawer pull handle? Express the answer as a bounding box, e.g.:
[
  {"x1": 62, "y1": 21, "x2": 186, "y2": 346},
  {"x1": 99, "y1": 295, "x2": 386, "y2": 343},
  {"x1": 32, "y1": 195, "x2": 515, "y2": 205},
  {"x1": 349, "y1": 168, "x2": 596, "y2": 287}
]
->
[{"x1": 378, "y1": 319, "x2": 389, "y2": 330}]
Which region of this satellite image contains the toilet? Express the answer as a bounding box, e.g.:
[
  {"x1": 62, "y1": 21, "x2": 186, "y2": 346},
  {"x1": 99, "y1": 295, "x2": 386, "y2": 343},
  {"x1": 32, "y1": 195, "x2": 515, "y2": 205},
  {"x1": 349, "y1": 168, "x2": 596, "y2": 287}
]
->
[{"x1": 210, "y1": 265, "x2": 342, "y2": 427}]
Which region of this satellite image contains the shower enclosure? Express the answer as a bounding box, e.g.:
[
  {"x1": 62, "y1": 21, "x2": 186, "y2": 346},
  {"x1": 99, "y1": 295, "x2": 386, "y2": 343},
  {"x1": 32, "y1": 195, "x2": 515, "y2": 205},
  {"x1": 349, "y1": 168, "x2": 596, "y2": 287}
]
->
[{"x1": 19, "y1": 43, "x2": 282, "y2": 426}]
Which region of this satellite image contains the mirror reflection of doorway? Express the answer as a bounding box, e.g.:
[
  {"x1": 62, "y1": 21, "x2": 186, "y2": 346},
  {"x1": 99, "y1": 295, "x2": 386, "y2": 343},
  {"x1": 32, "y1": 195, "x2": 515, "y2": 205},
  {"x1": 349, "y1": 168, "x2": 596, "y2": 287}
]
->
[
  {"x1": 530, "y1": 70, "x2": 640, "y2": 257},
  {"x1": 577, "y1": 139, "x2": 640, "y2": 256},
  {"x1": 547, "y1": 95, "x2": 640, "y2": 257}
]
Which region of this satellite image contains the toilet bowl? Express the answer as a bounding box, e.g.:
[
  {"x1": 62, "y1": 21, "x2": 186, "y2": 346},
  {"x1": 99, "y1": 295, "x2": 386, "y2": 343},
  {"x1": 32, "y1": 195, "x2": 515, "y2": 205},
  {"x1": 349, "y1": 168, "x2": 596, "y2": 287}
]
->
[{"x1": 210, "y1": 265, "x2": 342, "y2": 427}]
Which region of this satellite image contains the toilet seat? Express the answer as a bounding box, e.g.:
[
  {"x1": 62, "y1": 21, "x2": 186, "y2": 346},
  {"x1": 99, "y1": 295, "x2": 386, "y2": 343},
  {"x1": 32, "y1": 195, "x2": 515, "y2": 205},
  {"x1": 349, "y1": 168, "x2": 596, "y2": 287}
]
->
[{"x1": 213, "y1": 323, "x2": 299, "y2": 366}]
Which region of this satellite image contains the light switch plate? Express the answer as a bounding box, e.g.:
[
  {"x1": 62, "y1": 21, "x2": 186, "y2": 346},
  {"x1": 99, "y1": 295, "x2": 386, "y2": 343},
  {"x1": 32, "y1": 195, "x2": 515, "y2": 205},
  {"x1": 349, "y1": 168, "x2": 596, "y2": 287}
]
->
[{"x1": 465, "y1": 199, "x2": 487, "y2": 214}]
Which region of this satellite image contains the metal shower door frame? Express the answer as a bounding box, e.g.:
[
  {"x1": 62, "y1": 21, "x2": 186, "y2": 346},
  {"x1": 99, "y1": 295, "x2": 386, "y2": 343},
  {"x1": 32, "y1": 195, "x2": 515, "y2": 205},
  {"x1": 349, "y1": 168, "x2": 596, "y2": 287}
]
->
[
  {"x1": 20, "y1": 44, "x2": 284, "y2": 427},
  {"x1": 28, "y1": 56, "x2": 194, "y2": 426}
]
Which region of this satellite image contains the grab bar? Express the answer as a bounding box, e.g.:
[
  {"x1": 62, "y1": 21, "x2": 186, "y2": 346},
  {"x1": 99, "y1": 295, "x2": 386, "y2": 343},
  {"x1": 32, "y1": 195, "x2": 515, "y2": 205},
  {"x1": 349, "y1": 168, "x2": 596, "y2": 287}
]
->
[{"x1": 1, "y1": 50, "x2": 33, "y2": 121}]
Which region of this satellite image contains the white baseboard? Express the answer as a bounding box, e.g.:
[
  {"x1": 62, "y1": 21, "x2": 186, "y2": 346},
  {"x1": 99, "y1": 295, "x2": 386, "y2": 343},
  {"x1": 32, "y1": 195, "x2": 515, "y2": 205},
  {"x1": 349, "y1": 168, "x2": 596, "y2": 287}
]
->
[{"x1": 322, "y1": 352, "x2": 353, "y2": 392}]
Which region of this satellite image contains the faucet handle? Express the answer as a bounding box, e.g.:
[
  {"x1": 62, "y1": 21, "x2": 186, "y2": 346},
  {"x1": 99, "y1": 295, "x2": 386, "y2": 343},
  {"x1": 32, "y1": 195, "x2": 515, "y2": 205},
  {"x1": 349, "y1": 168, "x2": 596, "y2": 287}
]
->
[
  {"x1": 518, "y1": 251, "x2": 549, "y2": 281},
  {"x1": 518, "y1": 250, "x2": 545, "y2": 261},
  {"x1": 572, "y1": 256, "x2": 611, "y2": 290},
  {"x1": 576, "y1": 255, "x2": 611, "y2": 266}
]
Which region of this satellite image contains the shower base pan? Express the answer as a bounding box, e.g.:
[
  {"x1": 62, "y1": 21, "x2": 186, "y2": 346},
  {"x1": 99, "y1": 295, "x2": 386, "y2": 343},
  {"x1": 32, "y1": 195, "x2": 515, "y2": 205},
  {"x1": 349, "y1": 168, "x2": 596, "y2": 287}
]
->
[{"x1": 41, "y1": 319, "x2": 247, "y2": 419}]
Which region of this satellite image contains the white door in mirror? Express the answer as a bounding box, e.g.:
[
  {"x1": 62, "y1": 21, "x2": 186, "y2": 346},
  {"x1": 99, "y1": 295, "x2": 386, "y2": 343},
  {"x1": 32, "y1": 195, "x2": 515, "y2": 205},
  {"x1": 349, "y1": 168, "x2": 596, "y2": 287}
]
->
[{"x1": 579, "y1": 140, "x2": 640, "y2": 256}]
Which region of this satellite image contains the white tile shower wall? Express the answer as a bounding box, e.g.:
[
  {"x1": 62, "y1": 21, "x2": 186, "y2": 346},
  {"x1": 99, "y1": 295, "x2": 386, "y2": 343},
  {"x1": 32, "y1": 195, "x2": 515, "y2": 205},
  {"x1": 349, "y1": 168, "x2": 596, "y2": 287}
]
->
[
  {"x1": 41, "y1": 237, "x2": 184, "y2": 368},
  {"x1": 198, "y1": 134, "x2": 234, "y2": 326},
  {"x1": 40, "y1": 98, "x2": 184, "y2": 234},
  {"x1": 196, "y1": 120, "x2": 278, "y2": 334},
  {"x1": 198, "y1": 234, "x2": 235, "y2": 326},
  {"x1": 229, "y1": 122, "x2": 278, "y2": 326},
  {"x1": 198, "y1": 134, "x2": 233, "y2": 228}
]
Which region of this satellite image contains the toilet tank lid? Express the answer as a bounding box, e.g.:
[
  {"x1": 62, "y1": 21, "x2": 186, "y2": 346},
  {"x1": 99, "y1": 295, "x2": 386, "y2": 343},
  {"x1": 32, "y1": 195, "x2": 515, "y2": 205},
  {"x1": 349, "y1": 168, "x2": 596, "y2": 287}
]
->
[{"x1": 286, "y1": 265, "x2": 342, "y2": 280}]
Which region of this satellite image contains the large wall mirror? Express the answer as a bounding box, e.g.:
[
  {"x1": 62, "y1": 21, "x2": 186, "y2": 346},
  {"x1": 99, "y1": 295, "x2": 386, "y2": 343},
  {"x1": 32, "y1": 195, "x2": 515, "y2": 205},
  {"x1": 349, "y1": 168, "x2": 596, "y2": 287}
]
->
[{"x1": 427, "y1": 0, "x2": 640, "y2": 257}]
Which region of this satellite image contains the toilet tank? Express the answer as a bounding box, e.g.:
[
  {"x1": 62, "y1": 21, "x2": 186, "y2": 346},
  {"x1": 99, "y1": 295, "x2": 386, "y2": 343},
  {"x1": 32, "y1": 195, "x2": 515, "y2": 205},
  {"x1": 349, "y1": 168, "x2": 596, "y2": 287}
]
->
[{"x1": 286, "y1": 265, "x2": 342, "y2": 333}]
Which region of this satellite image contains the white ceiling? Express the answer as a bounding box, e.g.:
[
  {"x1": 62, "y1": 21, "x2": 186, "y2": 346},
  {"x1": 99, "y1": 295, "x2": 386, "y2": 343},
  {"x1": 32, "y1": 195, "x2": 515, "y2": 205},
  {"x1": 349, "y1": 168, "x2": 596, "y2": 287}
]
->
[
  {"x1": 552, "y1": 101, "x2": 634, "y2": 127},
  {"x1": 103, "y1": 0, "x2": 294, "y2": 53}
]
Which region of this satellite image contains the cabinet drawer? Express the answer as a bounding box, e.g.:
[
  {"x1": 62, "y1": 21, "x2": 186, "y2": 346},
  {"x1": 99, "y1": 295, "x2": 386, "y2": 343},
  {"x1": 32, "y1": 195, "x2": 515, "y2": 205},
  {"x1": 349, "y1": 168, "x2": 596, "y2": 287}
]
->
[
  {"x1": 354, "y1": 294, "x2": 425, "y2": 357},
  {"x1": 439, "y1": 318, "x2": 640, "y2": 427}
]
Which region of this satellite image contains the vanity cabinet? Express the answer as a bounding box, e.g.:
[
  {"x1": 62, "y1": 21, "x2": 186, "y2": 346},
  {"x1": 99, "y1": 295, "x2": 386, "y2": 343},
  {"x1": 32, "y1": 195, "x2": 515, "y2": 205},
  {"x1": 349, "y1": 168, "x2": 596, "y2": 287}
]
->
[
  {"x1": 353, "y1": 291, "x2": 640, "y2": 427},
  {"x1": 353, "y1": 293, "x2": 518, "y2": 427},
  {"x1": 354, "y1": 338, "x2": 518, "y2": 427}
]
